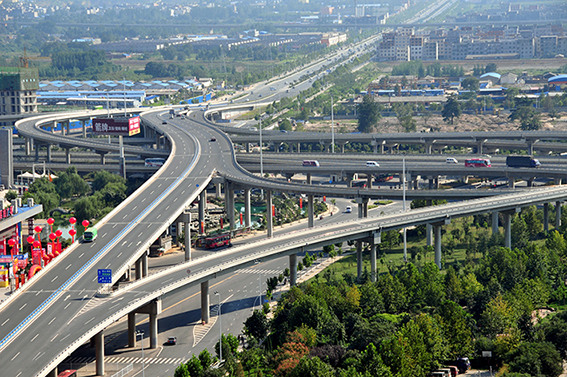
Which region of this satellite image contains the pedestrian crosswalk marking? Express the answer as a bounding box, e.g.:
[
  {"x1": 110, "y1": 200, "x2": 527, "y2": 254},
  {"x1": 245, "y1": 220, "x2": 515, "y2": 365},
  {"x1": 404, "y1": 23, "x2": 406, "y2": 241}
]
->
[
  {"x1": 238, "y1": 268, "x2": 281, "y2": 275},
  {"x1": 63, "y1": 356, "x2": 185, "y2": 365}
]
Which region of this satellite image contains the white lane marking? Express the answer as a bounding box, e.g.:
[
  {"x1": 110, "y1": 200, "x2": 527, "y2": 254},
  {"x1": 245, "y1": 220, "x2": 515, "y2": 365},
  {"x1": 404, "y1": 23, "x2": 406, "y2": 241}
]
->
[
  {"x1": 101, "y1": 233, "x2": 107, "y2": 238},
  {"x1": 174, "y1": 197, "x2": 178, "y2": 202},
  {"x1": 30, "y1": 334, "x2": 39, "y2": 342},
  {"x1": 11, "y1": 352, "x2": 20, "y2": 361},
  {"x1": 65, "y1": 264, "x2": 72, "y2": 270},
  {"x1": 90, "y1": 243, "x2": 96, "y2": 248},
  {"x1": 60, "y1": 334, "x2": 70, "y2": 342},
  {"x1": 51, "y1": 276, "x2": 58, "y2": 283},
  {"x1": 123, "y1": 214, "x2": 128, "y2": 219},
  {"x1": 16, "y1": 372, "x2": 22, "y2": 377},
  {"x1": 48, "y1": 317, "x2": 56, "y2": 325},
  {"x1": 1, "y1": 318, "x2": 9, "y2": 326},
  {"x1": 19, "y1": 303, "x2": 27, "y2": 311},
  {"x1": 138, "y1": 232, "x2": 143, "y2": 237},
  {"x1": 142, "y1": 198, "x2": 146, "y2": 203},
  {"x1": 132, "y1": 206, "x2": 137, "y2": 211},
  {"x1": 150, "y1": 191, "x2": 154, "y2": 195},
  {"x1": 113, "y1": 224, "x2": 118, "y2": 228},
  {"x1": 50, "y1": 334, "x2": 58, "y2": 342},
  {"x1": 33, "y1": 351, "x2": 43, "y2": 360},
  {"x1": 36, "y1": 289, "x2": 43, "y2": 296},
  {"x1": 117, "y1": 252, "x2": 122, "y2": 258},
  {"x1": 78, "y1": 253, "x2": 84, "y2": 258},
  {"x1": 64, "y1": 302, "x2": 71, "y2": 310},
  {"x1": 64, "y1": 295, "x2": 70, "y2": 301},
  {"x1": 106, "y1": 263, "x2": 111, "y2": 268},
  {"x1": 85, "y1": 317, "x2": 95, "y2": 325}
]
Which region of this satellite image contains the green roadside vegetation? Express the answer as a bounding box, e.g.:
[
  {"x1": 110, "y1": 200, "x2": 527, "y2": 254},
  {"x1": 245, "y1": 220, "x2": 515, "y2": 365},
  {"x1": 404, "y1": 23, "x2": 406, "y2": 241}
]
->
[{"x1": 175, "y1": 200, "x2": 567, "y2": 377}]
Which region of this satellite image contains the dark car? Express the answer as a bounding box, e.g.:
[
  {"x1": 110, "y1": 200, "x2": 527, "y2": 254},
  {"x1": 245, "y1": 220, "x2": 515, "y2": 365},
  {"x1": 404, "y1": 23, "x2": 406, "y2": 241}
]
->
[
  {"x1": 166, "y1": 336, "x2": 177, "y2": 345},
  {"x1": 456, "y1": 357, "x2": 471, "y2": 374},
  {"x1": 210, "y1": 137, "x2": 217, "y2": 142},
  {"x1": 162, "y1": 121, "x2": 167, "y2": 124}
]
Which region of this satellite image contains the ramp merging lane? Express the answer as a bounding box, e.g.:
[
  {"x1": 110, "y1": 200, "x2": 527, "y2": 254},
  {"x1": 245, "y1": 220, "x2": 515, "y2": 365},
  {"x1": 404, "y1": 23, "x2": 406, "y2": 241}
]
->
[{"x1": 4, "y1": 108, "x2": 567, "y2": 376}]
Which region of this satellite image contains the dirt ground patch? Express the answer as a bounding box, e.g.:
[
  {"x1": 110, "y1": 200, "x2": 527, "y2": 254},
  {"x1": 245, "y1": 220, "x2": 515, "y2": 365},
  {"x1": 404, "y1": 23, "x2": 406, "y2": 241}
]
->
[{"x1": 300, "y1": 111, "x2": 567, "y2": 134}]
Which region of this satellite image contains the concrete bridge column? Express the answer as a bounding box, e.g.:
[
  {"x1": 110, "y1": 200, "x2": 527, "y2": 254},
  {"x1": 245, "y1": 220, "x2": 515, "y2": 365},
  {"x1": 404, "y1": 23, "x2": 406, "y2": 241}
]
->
[
  {"x1": 141, "y1": 251, "x2": 148, "y2": 277},
  {"x1": 135, "y1": 258, "x2": 142, "y2": 280},
  {"x1": 98, "y1": 152, "x2": 106, "y2": 165},
  {"x1": 366, "y1": 174, "x2": 373, "y2": 188},
  {"x1": 128, "y1": 313, "x2": 136, "y2": 347},
  {"x1": 527, "y1": 178, "x2": 534, "y2": 187},
  {"x1": 296, "y1": 143, "x2": 301, "y2": 153},
  {"x1": 66, "y1": 121, "x2": 70, "y2": 135},
  {"x1": 413, "y1": 179, "x2": 419, "y2": 190},
  {"x1": 65, "y1": 148, "x2": 71, "y2": 164},
  {"x1": 380, "y1": 143, "x2": 385, "y2": 154},
  {"x1": 201, "y1": 281, "x2": 210, "y2": 324},
  {"x1": 426, "y1": 224, "x2": 433, "y2": 246},
  {"x1": 434, "y1": 176, "x2": 439, "y2": 189},
  {"x1": 244, "y1": 188, "x2": 251, "y2": 228},
  {"x1": 462, "y1": 176, "x2": 469, "y2": 184},
  {"x1": 508, "y1": 177, "x2": 515, "y2": 189},
  {"x1": 25, "y1": 137, "x2": 31, "y2": 155},
  {"x1": 156, "y1": 134, "x2": 160, "y2": 149},
  {"x1": 52, "y1": 121, "x2": 57, "y2": 133},
  {"x1": 199, "y1": 191, "x2": 206, "y2": 226},
  {"x1": 266, "y1": 190, "x2": 273, "y2": 238},
  {"x1": 555, "y1": 178, "x2": 563, "y2": 185},
  {"x1": 425, "y1": 143, "x2": 433, "y2": 154},
  {"x1": 434, "y1": 224, "x2": 442, "y2": 269},
  {"x1": 47, "y1": 368, "x2": 58, "y2": 377},
  {"x1": 372, "y1": 143, "x2": 378, "y2": 154},
  {"x1": 428, "y1": 178, "x2": 434, "y2": 190},
  {"x1": 82, "y1": 120, "x2": 87, "y2": 138},
  {"x1": 148, "y1": 299, "x2": 162, "y2": 349},
  {"x1": 246, "y1": 143, "x2": 251, "y2": 153},
  {"x1": 289, "y1": 253, "x2": 298, "y2": 286},
  {"x1": 308, "y1": 194, "x2": 314, "y2": 228},
  {"x1": 306, "y1": 173, "x2": 312, "y2": 185},
  {"x1": 477, "y1": 141, "x2": 484, "y2": 155},
  {"x1": 543, "y1": 203, "x2": 549, "y2": 233},
  {"x1": 356, "y1": 198, "x2": 369, "y2": 219},
  {"x1": 340, "y1": 143, "x2": 346, "y2": 153},
  {"x1": 346, "y1": 174, "x2": 354, "y2": 188},
  {"x1": 35, "y1": 144, "x2": 40, "y2": 162},
  {"x1": 370, "y1": 233, "x2": 380, "y2": 283},
  {"x1": 46, "y1": 144, "x2": 52, "y2": 162},
  {"x1": 503, "y1": 212, "x2": 513, "y2": 249},
  {"x1": 356, "y1": 241, "x2": 363, "y2": 280},
  {"x1": 215, "y1": 183, "x2": 222, "y2": 198},
  {"x1": 227, "y1": 186, "x2": 235, "y2": 233},
  {"x1": 184, "y1": 213, "x2": 191, "y2": 261},
  {"x1": 527, "y1": 140, "x2": 535, "y2": 155},
  {"x1": 95, "y1": 330, "x2": 105, "y2": 376},
  {"x1": 556, "y1": 202, "x2": 562, "y2": 229},
  {"x1": 492, "y1": 211, "x2": 499, "y2": 236}
]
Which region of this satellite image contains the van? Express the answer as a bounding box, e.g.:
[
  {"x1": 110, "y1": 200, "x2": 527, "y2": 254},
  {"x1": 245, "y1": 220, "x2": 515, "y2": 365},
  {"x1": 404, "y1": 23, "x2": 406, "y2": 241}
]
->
[
  {"x1": 366, "y1": 161, "x2": 379, "y2": 167},
  {"x1": 302, "y1": 160, "x2": 320, "y2": 167},
  {"x1": 446, "y1": 157, "x2": 458, "y2": 164}
]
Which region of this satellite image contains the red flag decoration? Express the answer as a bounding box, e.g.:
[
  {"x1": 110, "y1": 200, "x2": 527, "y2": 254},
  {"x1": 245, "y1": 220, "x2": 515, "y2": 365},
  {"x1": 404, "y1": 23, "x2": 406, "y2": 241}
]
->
[
  {"x1": 299, "y1": 198, "x2": 303, "y2": 209},
  {"x1": 200, "y1": 221, "x2": 204, "y2": 234},
  {"x1": 240, "y1": 213, "x2": 243, "y2": 225},
  {"x1": 272, "y1": 205, "x2": 275, "y2": 217},
  {"x1": 220, "y1": 218, "x2": 223, "y2": 229},
  {"x1": 323, "y1": 196, "x2": 326, "y2": 202}
]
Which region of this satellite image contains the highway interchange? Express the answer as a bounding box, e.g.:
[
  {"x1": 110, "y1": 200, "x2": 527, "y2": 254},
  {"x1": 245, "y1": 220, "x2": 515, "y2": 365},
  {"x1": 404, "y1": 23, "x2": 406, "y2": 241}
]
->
[{"x1": 4, "y1": 35, "x2": 567, "y2": 377}]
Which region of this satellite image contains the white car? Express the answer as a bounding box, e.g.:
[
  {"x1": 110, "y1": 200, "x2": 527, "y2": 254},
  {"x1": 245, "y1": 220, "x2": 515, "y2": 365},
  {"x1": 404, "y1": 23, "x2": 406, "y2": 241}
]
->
[{"x1": 366, "y1": 161, "x2": 379, "y2": 167}]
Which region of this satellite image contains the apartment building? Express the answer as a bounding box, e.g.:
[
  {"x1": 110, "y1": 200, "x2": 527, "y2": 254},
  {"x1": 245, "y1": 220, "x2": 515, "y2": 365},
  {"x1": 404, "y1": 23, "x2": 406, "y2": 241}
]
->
[{"x1": 0, "y1": 67, "x2": 39, "y2": 118}]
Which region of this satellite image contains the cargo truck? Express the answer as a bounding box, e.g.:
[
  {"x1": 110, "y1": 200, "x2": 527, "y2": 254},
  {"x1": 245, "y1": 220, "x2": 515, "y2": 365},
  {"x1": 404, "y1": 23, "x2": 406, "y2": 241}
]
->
[{"x1": 506, "y1": 155, "x2": 540, "y2": 168}]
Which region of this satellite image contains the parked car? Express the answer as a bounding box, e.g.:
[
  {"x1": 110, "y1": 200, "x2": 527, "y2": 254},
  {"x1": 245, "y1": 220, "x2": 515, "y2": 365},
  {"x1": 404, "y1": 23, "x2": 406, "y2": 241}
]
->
[{"x1": 456, "y1": 357, "x2": 471, "y2": 374}]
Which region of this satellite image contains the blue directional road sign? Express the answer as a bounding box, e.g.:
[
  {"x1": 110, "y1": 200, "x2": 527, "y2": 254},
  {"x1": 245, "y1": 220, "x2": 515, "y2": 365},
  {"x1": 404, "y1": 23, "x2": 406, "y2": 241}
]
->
[{"x1": 97, "y1": 269, "x2": 112, "y2": 284}]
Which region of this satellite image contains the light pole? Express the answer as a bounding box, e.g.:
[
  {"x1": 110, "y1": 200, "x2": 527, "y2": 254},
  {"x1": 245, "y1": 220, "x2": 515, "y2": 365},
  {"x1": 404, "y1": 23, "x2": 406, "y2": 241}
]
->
[
  {"x1": 331, "y1": 95, "x2": 335, "y2": 153},
  {"x1": 402, "y1": 155, "x2": 407, "y2": 263},
  {"x1": 136, "y1": 330, "x2": 145, "y2": 377},
  {"x1": 259, "y1": 119, "x2": 264, "y2": 199},
  {"x1": 214, "y1": 291, "x2": 223, "y2": 363},
  {"x1": 254, "y1": 260, "x2": 262, "y2": 308}
]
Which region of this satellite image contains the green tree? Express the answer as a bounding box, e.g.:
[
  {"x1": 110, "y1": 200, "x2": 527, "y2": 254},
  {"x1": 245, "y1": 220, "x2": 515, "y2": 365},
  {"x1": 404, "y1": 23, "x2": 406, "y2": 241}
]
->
[
  {"x1": 505, "y1": 342, "x2": 563, "y2": 377},
  {"x1": 392, "y1": 103, "x2": 416, "y2": 132},
  {"x1": 461, "y1": 77, "x2": 479, "y2": 91},
  {"x1": 357, "y1": 95, "x2": 382, "y2": 133},
  {"x1": 174, "y1": 363, "x2": 190, "y2": 377},
  {"x1": 5, "y1": 190, "x2": 17, "y2": 201},
  {"x1": 442, "y1": 96, "x2": 461, "y2": 125},
  {"x1": 25, "y1": 177, "x2": 60, "y2": 217},
  {"x1": 244, "y1": 309, "x2": 269, "y2": 339},
  {"x1": 92, "y1": 170, "x2": 126, "y2": 191},
  {"x1": 289, "y1": 356, "x2": 335, "y2": 377},
  {"x1": 279, "y1": 119, "x2": 293, "y2": 131},
  {"x1": 509, "y1": 106, "x2": 542, "y2": 130},
  {"x1": 437, "y1": 300, "x2": 473, "y2": 359}
]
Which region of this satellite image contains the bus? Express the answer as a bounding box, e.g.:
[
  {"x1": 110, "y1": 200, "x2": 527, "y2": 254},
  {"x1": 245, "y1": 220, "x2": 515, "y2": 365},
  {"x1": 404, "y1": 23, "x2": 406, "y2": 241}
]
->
[
  {"x1": 203, "y1": 233, "x2": 232, "y2": 249},
  {"x1": 145, "y1": 158, "x2": 166, "y2": 167},
  {"x1": 465, "y1": 158, "x2": 491, "y2": 167},
  {"x1": 58, "y1": 370, "x2": 77, "y2": 377},
  {"x1": 83, "y1": 227, "x2": 98, "y2": 242},
  {"x1": 302, "y1": 160, "x2": 320, "y2": 167}
]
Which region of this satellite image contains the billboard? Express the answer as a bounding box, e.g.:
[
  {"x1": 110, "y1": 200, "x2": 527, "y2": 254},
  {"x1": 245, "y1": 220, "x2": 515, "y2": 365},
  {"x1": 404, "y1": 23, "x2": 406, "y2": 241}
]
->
[{"x1": 92, "y1": 116, "x2": 140, "y2": 136}]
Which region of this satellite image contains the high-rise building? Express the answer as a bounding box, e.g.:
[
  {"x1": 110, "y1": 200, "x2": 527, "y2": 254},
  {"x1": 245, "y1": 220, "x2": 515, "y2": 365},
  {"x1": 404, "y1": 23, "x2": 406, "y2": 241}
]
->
[{"x1": 0, "y1": 67, "x2": 39, "y2": 121}]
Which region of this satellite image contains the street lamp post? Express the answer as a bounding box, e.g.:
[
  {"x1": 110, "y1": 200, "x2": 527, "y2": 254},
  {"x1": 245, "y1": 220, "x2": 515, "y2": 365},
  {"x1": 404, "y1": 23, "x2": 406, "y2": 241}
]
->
[
  {"x1": 402, "y1": 156, "x2": 407, "y2": 263},
  {"x1": 214, "y1": 291, "x2": 223, "y2": 363},
  {"x1": 136, "y1": 330, "x2": 145, "y2": 377},
  {"x1": 331, "y1": 95, "x2": 335, "y2": 153},
  {"x1": 255, "y1": 260, "x2": 262, "y2": 308}
]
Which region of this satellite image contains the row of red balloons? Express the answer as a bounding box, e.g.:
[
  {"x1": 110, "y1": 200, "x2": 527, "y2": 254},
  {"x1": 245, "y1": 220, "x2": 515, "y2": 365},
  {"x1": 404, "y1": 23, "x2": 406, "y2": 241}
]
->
[{"x1": 5, "y1": 217, "x2": 91, "y2": 250}]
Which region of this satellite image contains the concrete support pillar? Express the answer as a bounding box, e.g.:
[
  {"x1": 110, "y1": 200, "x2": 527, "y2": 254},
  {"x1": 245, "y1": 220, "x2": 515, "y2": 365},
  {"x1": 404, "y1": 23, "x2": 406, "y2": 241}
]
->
[
  {"x1": 25, "y1": 137, "x2": 31, "y2": 156},
  {"x1": 47, "y1": 368, "x2": 58, "y2": 377},
  {"x1": 95, "y1": 330, "x2": 104, "y2": 376},
  {"x1": 246, "y1": 143, "x2": 251, "y2": 153},
  {"x1": 141, "y1": 251, "x2": 148, "y2": 277},
  {"x1": 35, "y1": 144, "x2": 39, "y2": 162},
  {"x1": 356, "y1": 241, "x2": 363, "y2": 279},
  {"x1": 356, "y1": 198, "x2": 368, "y2": 219},
  {"x1": 52, "y1": 121, "x2": 57, "y2": 133},
  {"x1": 135, "y1": 258, "x2": 142, "y2": 280},
  {"x1": 100, "y1": 153, "x2": 105, "y2": 165},
  {"x1": 363, "y1": 201, "x2": 368, "y2": 218},
  {"x1": 244, "y1": 188, "x2": 251, "y2": 228},
  {"x1": 82, "y1": 120, "x2": 87, "y2": 138},
  {"x1": 297, "y1": 143, "x2": 301, "y2": 153},
  {"x1": 556, "y1": 201, "x2": 562, "y2": 229},
  {"x1": 184, "y1": 213, "x2": 191, "y2": 261},
  {"x1": 215, "y1": 183, "x2": 222, "y2": 198},
  {"x1": 149, "y1": 312, "x2": 158, "y2": 349},
  {"x1": 492, "y1": 211, "x2": 499, "y2": 236},
  {"x1": 156, "y1": 134, "x2": 160, "y2": 149},
  {"x1": 434, "y1": 224, "x2": 442, "y2": 269},
  {"x1": 503, "y1": 212, "x2": 512, "y2": 249},
  {"x1": 508, "y1": 177, "x2": 515, "y2": 189},
  {"x1": 46, "y1": 144, "x2": 52, "y2": 162},
  {"x1": 227, "y1": 186, "x2": 235, "y2": 233},
  {"x1": 66, "y1": 121, "x2": 70, "y2": 135},
  {"x1": 289, "y1": 254, "x2": 298, "y2": 286},
  {"x1": 128, "y1": 313, "x2": 136, "y2": 347},
  {"x1": 373, "y1": 144, "x2": 378, "y2": 154},
  {"x1": 199, "y1": 191, "x2": 206, "y2": 226},
  {"x1": 346, "y1": 174, "x2": 354, "y2": 188},
  {"x1": 358, "y1": 203, "x2": 363, "y2": 219},
  {"x1": 308, "y1": 194, "x2": 314, "y2": 228},
  {"x1": 65, "y1": 148, "x2": 71, "y2": 165},
  {"x1": 367, "y1": 174, "x2": 373, "y2": 189},
  {"x1": 434, "y1": 176, "x2": 439, "y2": 189},
  {"x1": 341, "y1": 143, "x2": 345, "y2": 153},
  {"x1": 266, "y1": 190, "x2": 273, "y2": 238},
  {"x1": 544, "y1": 203, "x2": 549, "y2": 233},
  {"x1": 370, "y1": 236, "x2": 377, "y2": 283},
  {"x1": 555, "y1": 178, "x2": 563, "y2": 186},
  {"x1": 380, "y1": 143, "x2": 385, "y2": 154},
  {"x1": 425, "y1": 143, "x2": 433, "y2": 154},
  {"x1": 201, "y1": 281, "x2": 210, "y2": 324},
  {"x1": 429, "y1": 178, "x2": 434, "y2": 190},
  {"x1": 306, "y1": 173, "x2": 312, "y2": 185},
  {"x1": 477, "y1": 141, "x2": 483, "y2": 155},
  {"x1": 527, "y1": 141, "x2": 534, "y2": 155},
  {"x1": 426, "y1": 224, "x2": 433, "y2": 246}
]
